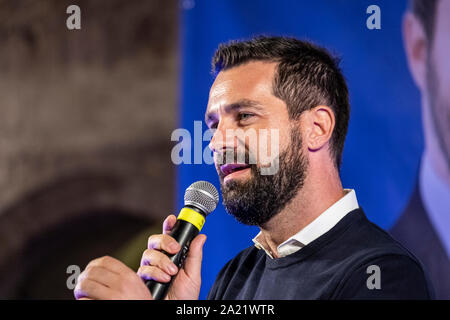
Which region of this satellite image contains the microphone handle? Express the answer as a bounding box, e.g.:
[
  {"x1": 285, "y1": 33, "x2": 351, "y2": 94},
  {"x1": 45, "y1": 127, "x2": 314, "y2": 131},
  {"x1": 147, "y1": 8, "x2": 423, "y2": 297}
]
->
[{"x1": 146, "y1": 219, "x2": 200, "y2": 300}]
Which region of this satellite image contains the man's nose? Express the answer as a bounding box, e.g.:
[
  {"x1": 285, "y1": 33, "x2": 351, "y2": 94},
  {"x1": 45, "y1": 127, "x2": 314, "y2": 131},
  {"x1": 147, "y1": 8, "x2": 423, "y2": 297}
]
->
[{"x1": 208, "y1": 121, "x2": 237, "y2": 153}]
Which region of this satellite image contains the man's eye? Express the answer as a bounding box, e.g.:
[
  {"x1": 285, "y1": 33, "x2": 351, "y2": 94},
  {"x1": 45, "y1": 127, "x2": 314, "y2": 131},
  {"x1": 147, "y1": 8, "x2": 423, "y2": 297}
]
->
[{"x1": 238, "y1": 113, "x2": 254, "y2": 121}]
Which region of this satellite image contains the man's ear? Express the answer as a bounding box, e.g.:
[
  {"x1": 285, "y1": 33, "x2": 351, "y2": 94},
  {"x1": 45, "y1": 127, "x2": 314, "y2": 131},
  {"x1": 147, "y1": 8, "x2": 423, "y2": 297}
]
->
[
  {"x1": 303, "y1": 105, "x2": 335, "y2": 152},
  {"x1": 403, "y1": 12, "x2": 428, "y2": 91}
]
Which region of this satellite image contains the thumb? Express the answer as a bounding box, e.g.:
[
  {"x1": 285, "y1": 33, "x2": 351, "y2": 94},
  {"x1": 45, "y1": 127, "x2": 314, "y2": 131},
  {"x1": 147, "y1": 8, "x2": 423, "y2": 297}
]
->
[{"x1": 183, "y1": 234, "x2": 206, "y2": 281}]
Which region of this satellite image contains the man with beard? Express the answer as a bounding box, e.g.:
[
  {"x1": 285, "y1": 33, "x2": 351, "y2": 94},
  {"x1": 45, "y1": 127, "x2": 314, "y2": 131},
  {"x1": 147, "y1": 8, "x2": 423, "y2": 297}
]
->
[
  {"x1": 390, "y1": 0, "x2": 450, "y2": 299},
  {"x1": 74, "y1": 36, "x2": 432, "y2": 300}
]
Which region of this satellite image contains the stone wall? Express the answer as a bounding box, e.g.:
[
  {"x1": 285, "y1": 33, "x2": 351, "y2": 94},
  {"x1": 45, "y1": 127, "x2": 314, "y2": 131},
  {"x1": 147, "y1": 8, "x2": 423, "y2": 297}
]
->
[{"x1": 0, "y1": 0, "x2": 178, "y2": 298}]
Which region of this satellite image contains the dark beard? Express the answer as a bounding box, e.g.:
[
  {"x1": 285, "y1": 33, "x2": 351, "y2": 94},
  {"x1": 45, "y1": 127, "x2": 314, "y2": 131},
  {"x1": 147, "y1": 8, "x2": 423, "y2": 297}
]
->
[{"x1": 218, "y1": 127, "x2": 308, "y2": 226}]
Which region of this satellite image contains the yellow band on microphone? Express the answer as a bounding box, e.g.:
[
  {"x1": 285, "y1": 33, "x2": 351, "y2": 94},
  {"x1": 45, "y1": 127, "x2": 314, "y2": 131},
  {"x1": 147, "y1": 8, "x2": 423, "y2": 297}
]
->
[{"x1": 178, "y1": 207, "x2": 205, "y2": 231}]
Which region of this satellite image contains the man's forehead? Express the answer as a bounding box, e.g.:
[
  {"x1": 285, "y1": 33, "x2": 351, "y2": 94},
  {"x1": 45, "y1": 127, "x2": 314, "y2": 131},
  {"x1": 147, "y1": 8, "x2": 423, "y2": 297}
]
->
[
  {"x1": 209, "y1": 79, "x2": 233, "y2": 103},
  {"x1": 207, "y1": 61, "x2": 277, "y2": 112}
]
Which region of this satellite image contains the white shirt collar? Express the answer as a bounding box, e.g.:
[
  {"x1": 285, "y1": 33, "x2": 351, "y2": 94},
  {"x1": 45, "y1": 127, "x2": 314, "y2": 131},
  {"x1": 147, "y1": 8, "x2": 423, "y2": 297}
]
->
[
  {"x1": 252, "y1": 189, "x2": 359, "y2": 258},
  {"x1": 419, "y1": 152, "x2": 450, "y2": 258}
]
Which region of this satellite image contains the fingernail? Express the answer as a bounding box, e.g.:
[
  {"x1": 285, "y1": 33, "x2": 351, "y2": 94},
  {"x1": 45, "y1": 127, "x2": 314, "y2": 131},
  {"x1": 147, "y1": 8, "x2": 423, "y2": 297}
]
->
[
  {"x1": 168, "y1": 263, "x2": 177, "y2": 274},
  {"x1": 169, "y1": 242, "x2": 180, "y2": 251}
]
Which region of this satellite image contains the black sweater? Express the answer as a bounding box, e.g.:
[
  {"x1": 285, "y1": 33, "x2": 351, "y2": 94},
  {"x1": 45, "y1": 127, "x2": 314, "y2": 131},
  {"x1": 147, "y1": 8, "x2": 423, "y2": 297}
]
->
[{"x1": 207, "y1": 208, "x2": 433, "y2": 300}]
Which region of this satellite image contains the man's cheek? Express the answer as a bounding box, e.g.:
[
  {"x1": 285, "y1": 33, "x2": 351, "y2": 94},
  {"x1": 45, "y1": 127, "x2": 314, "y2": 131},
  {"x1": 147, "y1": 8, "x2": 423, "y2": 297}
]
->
[{"x1": 257, "y1": 128, "x2": 280, "y2": 174}]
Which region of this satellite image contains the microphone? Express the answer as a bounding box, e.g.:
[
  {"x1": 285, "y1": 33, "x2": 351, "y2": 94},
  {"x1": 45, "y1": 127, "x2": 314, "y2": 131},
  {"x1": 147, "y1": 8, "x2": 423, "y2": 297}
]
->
[{"x1": 146, "y1": 181, "x2": 219, "y2": 300}]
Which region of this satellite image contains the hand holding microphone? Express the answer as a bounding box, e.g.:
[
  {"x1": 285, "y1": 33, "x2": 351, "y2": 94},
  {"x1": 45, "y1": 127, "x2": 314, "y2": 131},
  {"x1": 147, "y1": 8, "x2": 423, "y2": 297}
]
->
[
  {"x1": 139, "y1": 181, "x2": 219, "y2": 300},
  {"x1": 74, "y1": 181, "x2": 218, "y2": 300}
]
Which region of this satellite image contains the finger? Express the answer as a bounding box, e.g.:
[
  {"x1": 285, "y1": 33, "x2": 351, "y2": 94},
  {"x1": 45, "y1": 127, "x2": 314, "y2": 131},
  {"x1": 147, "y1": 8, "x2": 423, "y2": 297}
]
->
[
  {"x1": 137, "y1": 265, "x2": 171, "y2": 283},
  {"x1": 183, "y1": 234, "x2": 207, "y2": 281},
  {"x1": 79, "y1": 265, "x2": 121, "y2": 289},
  {"x1": 85, "y1": 256, "x2": 130, "y2": 275},
  {"x1": 74, "y1": 278, "x2": 114, "y2": 300},
  {"x1": 140, "y1": 248, "x2": 178, "y2": 276},
  {"x1": 163, "y1": 215, "x2": 177, "y2": 234},
  {"x1": 147, "y1": 234, "x2": 180, "y2": 254}
]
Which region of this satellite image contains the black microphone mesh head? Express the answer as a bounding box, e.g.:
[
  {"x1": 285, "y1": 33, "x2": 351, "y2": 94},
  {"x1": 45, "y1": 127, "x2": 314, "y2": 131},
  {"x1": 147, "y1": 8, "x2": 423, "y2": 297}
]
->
[{"x1": 184, "y1": 181, "x2": 219, "y2": 215}]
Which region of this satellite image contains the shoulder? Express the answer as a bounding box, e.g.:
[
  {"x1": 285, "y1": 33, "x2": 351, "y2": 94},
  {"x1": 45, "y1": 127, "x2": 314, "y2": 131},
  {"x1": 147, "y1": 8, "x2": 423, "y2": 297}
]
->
[
  {"x1": 333, "y1": 252, "x2": 432, "y2": 299},
  {"x1": 338, "y1": 208, "x2": 424, "y2": 265},
  {"x1": 331, "y1": 210, "x2": 433, "y2": 299}
]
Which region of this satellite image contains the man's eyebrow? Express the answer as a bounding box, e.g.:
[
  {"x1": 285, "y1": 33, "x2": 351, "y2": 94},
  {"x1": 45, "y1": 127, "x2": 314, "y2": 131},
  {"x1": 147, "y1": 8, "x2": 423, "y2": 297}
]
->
[
  {"x1": 205, "y1": 99, "x2": 264, "y2": 124},
  {"x1": 224, "y1": 99, "x2": 264, "y2": 112}
]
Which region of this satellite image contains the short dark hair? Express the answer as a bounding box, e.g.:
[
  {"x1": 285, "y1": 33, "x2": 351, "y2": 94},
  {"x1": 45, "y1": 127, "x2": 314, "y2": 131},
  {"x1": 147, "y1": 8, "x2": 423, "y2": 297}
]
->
[
  {"x1": 212, "y1": 36, "x2": 350, "y2": 169},
  {"x1": 410, "y1": 0, "x2": 438, "y2": 43}
]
